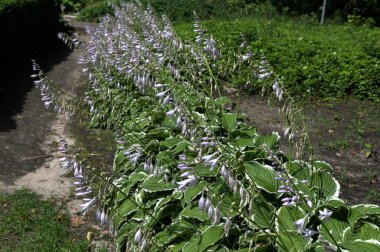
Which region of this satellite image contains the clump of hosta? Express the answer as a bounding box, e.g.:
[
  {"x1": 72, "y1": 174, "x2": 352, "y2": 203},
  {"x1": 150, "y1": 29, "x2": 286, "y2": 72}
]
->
[{"x1": 32, "y1": 1, "x2": 380, "y2": 251}]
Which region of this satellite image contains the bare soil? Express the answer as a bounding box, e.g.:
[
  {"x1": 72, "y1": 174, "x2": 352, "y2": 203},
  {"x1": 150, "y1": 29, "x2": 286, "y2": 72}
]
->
[{"x1": 236, "y1": 93, "x2": 380, "y2": 205}]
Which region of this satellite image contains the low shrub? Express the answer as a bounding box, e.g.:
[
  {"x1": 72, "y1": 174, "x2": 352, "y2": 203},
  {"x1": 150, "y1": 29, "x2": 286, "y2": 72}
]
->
[
  {"x1": 175, "y1": 18, "x2": 380, "y2": 101},
  {"x1": 31, "y1": 3, "x2": 380, "y2": 251},
  {"x1": 78, "y1": 0, "x2": 113, "y2": 22},
  {"x1": 0, "y1": 0, "x2": 63, "y2": 56}
]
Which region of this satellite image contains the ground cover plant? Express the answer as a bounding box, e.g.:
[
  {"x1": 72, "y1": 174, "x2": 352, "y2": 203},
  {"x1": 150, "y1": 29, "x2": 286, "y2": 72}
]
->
[
  {"x1": 30, "y1": 1, "x2": 380, "y2": 251},
  {"x1": 174, "y1": 17, "x2": 380, "y2": 101},
  {"x1": 0, "y1": 189, "x2": 88, "y2": 251}
]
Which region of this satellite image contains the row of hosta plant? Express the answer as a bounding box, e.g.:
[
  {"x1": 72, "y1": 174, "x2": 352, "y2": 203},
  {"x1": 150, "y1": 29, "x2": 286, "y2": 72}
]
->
[{"x1": 32, "y1": 1, "x2": 380, "y2": 251}]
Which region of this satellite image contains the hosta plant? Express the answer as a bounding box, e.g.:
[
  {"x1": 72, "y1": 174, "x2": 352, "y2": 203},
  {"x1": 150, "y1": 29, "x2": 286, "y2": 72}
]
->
[{"x1": 31, "y1": 1, "x2": 380, "y2": 251}]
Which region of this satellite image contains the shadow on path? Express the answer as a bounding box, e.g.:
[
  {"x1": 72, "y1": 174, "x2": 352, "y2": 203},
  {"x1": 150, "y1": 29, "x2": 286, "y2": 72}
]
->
[
  {"x1": 0, "y1": 39, "x2": 71, "y2": 131},
  {"x1": 0, "y1": 36, "x2": 76, "y2": 184}
]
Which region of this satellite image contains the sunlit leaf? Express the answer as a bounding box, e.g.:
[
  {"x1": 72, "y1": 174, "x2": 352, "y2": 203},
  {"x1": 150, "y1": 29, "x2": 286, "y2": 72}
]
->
[
  {"x1": 254, "y1": 132, "x2": 280, "y2": 149},
  {"x1": 221, "y1": 113, "x2": 238, "y2": 133},
  {"x1": 310, "y1": 171, "x2": 340, "y2": 198},
  {"x1": 276, "y1": 206, "x2": 306, "y2": 233},
  {"x1": 340, "y1": 239, "x2": 380, "y2": 251},
  {"x1": 140, "y1": 175, "x2": 176, "y2": 192},
  {"x1": 244, "y1": 161, "x2": 280, "y2": 193},
  {"x1": 181, "y1": 206, "x2": 208, "y2": 221}
]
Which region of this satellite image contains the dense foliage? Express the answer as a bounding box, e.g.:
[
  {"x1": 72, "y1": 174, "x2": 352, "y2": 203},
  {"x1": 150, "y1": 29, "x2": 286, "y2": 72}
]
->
[
  {"x1": 175, "y1": 18, "x2": 380, "y2": 101},
  {"x1": 31, "y1": 2, "x2": 380, "y2": 251},
  {"x1": 78, "y1": 0, "x2": 113, "y2": 22},
  {"x1": 270, "y1": 0, "x2": 380, "y2": 26},
  {"x1": 0, "y1": 0, "x2": 63, "y2": 57}
]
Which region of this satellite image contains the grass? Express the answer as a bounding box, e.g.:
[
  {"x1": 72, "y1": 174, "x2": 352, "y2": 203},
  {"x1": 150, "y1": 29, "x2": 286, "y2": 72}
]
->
[{"x1": 0, "y1": 189, "x2": 89, "y2": 252}]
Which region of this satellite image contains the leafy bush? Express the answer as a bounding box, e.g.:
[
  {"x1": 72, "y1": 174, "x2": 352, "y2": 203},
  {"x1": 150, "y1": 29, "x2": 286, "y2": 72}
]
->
[
  {"x1": 78, "y1": 1, "x2": 113, "y2": 22},
  {"x1": 31, "y1": 2, "x2": 380, "y2": 251},
  {"x1": 138, "y1": 0, "x2": 263, "y2": 22},
  {"x1": 175, "y1": 18, "x2": 380, "y2": 101},
  {"x1": 0, "y1": 0, "x2": 63, "y2": 51}
]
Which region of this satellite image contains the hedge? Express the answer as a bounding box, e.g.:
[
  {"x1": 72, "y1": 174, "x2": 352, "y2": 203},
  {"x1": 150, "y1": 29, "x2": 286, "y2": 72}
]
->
[{"x1": 0, "y1": 0, "x2": 63, "y2": 57}]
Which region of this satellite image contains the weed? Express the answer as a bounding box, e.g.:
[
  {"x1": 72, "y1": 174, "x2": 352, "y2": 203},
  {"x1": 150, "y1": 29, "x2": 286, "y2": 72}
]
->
[{"x1": 0, "y1": 189, "x2": 89, "y2": 251}]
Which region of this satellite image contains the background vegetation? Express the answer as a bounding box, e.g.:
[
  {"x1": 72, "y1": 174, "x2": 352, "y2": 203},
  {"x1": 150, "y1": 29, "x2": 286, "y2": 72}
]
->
[
  {"x1": 59, "y1": 0, "x2": 380, "y2": 101},
  {"x1": 0, "y1": 0, "x2": 63, "y2": 48},
  {"x1": 175, "y1": 18, "x2": 380, "y2": 101}
]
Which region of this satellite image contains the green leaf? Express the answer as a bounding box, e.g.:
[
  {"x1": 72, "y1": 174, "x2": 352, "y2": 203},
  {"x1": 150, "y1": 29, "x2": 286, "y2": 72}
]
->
[
  {"x1": 193, "y1": 165, "x2": 218, "y2": 177},
  {"x1": 114, "y1": 150, "x2": 127, "y2": 168},
  {"x1": 215, "y1": 96, "x2": 231, "y2": 107},
  {"x1": 351, "y1": 204, "x2": 380, "y2": 216},
  {"x1": 117, "y1": 172, "x2": 146, "y2": 199},
  {"x1": 161, "y1": 137, "x2": 184, "y2": 148},
  {"x1": 340, "y1": 239, "x2": 380, "y2": 251},
  {"x1": 182, "y1": 235, "x2": 200, "y2": 252},
  {"x1": 156, "y1": 221, "x2": 195, "y2": 245},
  {"x1": 181, "y1": 206, "x2": 208, "y2": 221},
  {"x1": 251, "y1": 199, "x2": 275, "y2": 229},
  {"x1": 140, "y1": 175, "x2": 176, "y2": 192},
  {"x1": 184, "y1": 181, "x2": 205, "y2": 205},
  {"x1": 254, "y1": 132, "x2": 279, "y2": 149},
  {"x1": 288, "y1": 160, "x2": 311, "y2": 181},
  {"x1": 175, "y1": 141, "x2": 191, "y2": 153},
  {"x1": 244, "y1": 161, "x2": 280, "y2": 193},
  {"x1": 221, "y1": 113, "x2": 237, "y2": 133},
  {"x1": 169, "y1": 240, "x2": 188, "y2": 252},
  {"x1": 276, "y1": 206, "x2": 306, "y2": 233},
  {"x1": 318, "y1": 218, "x2": 350, "y2": 244},
  {"x1": 310, "y1": 171, "x2": 340, "y2": 198},
  {"x1": 277, "y1": 231, "x2": 310, "y2": 252},
  {"x1": 349, "y1": 204, "x2": 380, "y2": 225},
  {"x1": 218, "y1": 190, "x2": 240, "y2": 217},
  {"x1": 197, "y1": 225, "x2": 225, "y2": 251},
  {"x1": 312, "y1": 161, "x2": 333, "y2": 172},
  {"x1": 323, "y1": 197, "x2": 347, "y2": 208},
  {"x1": 117, "y1": 198, "x2": 137, "y2": 218},
  {"x1": 234, "y1": 137, "x2": 255, "y2": 148},
  {"x1": 155, "y1": 192, "x2": 182, "y2": 211},
  {"x1": 358, "y1": 222, "x2": 380, "y2": 240},
  {"x1": 148, "y1": 128, "x2": 170, "y2": 140}
]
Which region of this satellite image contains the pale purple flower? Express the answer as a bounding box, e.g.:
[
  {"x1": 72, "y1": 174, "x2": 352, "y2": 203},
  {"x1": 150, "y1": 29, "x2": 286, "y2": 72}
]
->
[
  {"x1": 214, "y1": 204, "x2": 221, "y2": 224},
  {"x1": 294, "y1": 216, "x2": 307, "y2": 233},
  {"x1": 199, "y1": 193, "x2": 205, "y2": 210},
  {"x1": 156, "y1": 90, "x2": 169, "y2": 98},
  {"x1": 166, "y1": 107, "x2": 178, "y2": 117},
  {"x1": 177, "y1": 163, "x2": 191, "y2": 170},
  {"x1": 180, "y1": 171, "x2": 192, "y2": 178},
  {"x1": 302, "y1": 228, "x2": 318, "y2": 238},
  {"x1": 258, "y1": 72, "x2": 272, "y2": 80},
  {"x1": 176, "y1": 176, "x2": 197, "y2": 191},
  {"x1": 277, "y1": 185, "x2": 294, "y2": 193},
  {"x1": 319, "y1": 208, "x2": 333, "y2": 221},
  {"x1": 80, "y1": 197, "x2": 96, "y2": 214},
  {"x1": 134, "y1": 228, "x2": 142, "y2": 244},
  {"x1": 207, "y1": 206, "x2": 214, "y2": 219},
  {"x1": 224, "y1": 217, "x2": 231, "y2": 237},
  {"x1": 205, "y1": 197, "x2": 211, "y2": 210},
  {"x1": 201, "y1": 153, "x2": 217, "y2": 162}
]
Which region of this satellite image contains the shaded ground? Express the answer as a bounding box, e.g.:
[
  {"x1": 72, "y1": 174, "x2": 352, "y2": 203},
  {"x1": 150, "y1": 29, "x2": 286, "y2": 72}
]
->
[
  {"x1": 236, "y1": 94, "x2": 380, "y2": 205},
  {"x1": 0, "y1": 39, "x2": 71, "y2": 184},
  {"x1": 0, "y1": 19, "x2": 115, "y2": 250}
]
